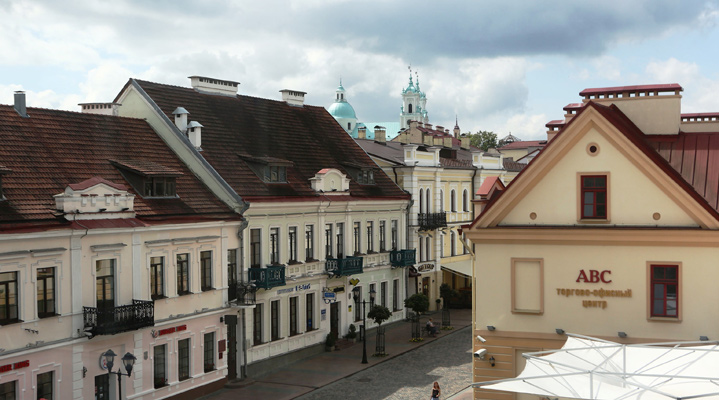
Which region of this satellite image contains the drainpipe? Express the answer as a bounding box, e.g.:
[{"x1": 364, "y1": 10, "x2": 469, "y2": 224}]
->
[{"x1": 404, "y1": 194, "x2": 414, "y2": 312}]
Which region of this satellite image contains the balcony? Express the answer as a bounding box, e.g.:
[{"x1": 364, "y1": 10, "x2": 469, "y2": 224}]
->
[
  {"x1": 249, "y1": 265, "x2": 286, "y2": 290},
  {"x1": 83, "y1": 299, "x2": 154, "y2": 336},
  {"x1": 417, "y1": 212, "x2": 447, "y2": 230},
  {"x1": 390, "y1": 249, "x2": 416, "y2": 267},
  {"x1": 325, "y1": 256, "x2": 363, "y2": 277},
  {"x1": 229, "y1": 281, "x2": 257, "y2": 305}
]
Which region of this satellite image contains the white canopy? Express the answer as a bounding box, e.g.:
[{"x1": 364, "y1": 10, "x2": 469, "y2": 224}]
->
[{"x1": 474, "y1": 334, "x2": 719, "y2": 400}]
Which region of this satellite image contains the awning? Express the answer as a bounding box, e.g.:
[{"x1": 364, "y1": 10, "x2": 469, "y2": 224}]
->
[
  {"x1": 441, "y1": 260, "x2": 472, "y2": 278},
  {"x1": 475, "y1": 334, "x2": 719, "y2": 400}
]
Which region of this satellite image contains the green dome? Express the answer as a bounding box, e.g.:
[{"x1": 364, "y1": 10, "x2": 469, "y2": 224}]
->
[{"x1": 328, "y1": 101, "x2": 357, "y2": 119}]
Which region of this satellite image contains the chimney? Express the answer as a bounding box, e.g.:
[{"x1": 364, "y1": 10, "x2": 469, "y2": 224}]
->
[
  {"x1": 172, "y1": 107, "x2": 189, "y2": 132},
  {"x1": 374, "y1": 125, "x2": 386, "y2": 143},
  {"x1": 14, "y1": 91, "x2": 28, "y2": 118},
  {"x1": 436, "y1": 125, "x2": 444, "y2": 133},
  {"x1": 460, "y1": 135, "x2": 470, "y2": 149},
  {"x1": 186, "y1": 121, "x2": 203, "y2": 148},
  {"x1": 188, "y1": 76, "x2": 239, "y2": 96},
  {"x1": 358, "y1": 126, "x2": 367, "y2": 139},
  {"x1": 280, "y1": 89, "x2": 307, "y2": 106},
  {"x1": 79, "y1": 103, "x2": 120, "y2": 116}
]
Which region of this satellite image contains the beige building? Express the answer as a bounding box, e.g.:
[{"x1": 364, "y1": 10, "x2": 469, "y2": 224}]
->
[{"x1": 465, "y1": 83, "x2": 719, "y2": 399}]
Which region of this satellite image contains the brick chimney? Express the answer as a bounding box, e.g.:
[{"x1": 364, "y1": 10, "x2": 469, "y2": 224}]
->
[
  {"x1": 358, "y1": 126, "x2": 367, "y2": 139},
  {"x1": 374, "y1": 126, "x2": 386, "y2": 143}
]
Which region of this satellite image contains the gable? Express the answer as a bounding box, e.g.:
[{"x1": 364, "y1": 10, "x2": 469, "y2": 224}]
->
[{"x1": 474, "y1": 104, "x2": 719, "y2": 230}]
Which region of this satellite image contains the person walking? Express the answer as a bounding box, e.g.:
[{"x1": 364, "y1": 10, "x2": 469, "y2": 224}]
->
[{"x1": 431, "y1": 381, "x2": 441, "y2": 399}]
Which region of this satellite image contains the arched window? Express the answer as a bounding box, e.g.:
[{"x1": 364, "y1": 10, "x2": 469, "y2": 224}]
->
[
  {"x1": 347, "y1": 122, "x2": 351, "y2": 131},
  {"x1": 450, "y1": 231, "x2": 456, "y2": 256},
  {"x1": 450, "y1": 190, "x2": 456, "y2": 212},
  {"x1": 439, "y1": 190, "x2": 444, "y2": 212},
  {"x1": 425, "y1": 236, "x2": 431, "y2": 261},
  {"x1": 419, "y1": 236, "x2": 424, "y2": 261},
  {"x1": 419, "y1": 188, "x2": 424, "y2": 214},
  {"x1": 440, "y1": 235, "x2": 444, "y2": 258},
  {"x1": 426, "y1": 188, "x2": 431, "y2": 213},
  {"x1": 408, "y1": 103, "x2": 413, "y2": 113},
  {"x1": 463, "y1": 189, "x2": 469, "y2": 212}
]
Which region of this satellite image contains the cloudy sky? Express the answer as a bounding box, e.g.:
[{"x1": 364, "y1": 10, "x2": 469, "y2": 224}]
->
[{"x1": 2, "y1": 0, "x2": 719, "y2": 140}]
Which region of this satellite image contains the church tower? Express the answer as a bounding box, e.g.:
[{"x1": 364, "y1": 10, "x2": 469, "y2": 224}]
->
[
  {"x1": 327, "y1": 80, "x2": 358, "y2": 136},
  {"x1": 400, "y1": 68, "x2": 428, "y2": 128}
]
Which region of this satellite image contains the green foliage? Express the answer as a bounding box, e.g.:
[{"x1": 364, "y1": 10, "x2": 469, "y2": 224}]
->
[
  {"x1": 404, "y1": 293, "x2": 429, "y2": 315},
  {"x1": 345, "y1": 324, "x2": 357, "y2": 339},
  {"x1": 440, "y1": 283, "x2": 459, "y2": 300},
  {"x1": 325, "y1": 332, "x2": 337, "y2": 347},
  {"x1": 367, "y1": 305, "x2": 392, "y2": 326},
  {"x1": 469, "y1": 130, "x2": 498, "y2": 151}
]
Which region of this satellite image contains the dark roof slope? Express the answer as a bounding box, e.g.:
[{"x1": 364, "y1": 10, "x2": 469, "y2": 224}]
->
[
  {"x1": 0, "y1": 105, "x2": 236, "y2": 226},
  {"x1": 134, "y1": 79, "x2": 408, "y2": 200}
]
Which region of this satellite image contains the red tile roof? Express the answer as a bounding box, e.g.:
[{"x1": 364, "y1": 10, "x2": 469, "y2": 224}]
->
[
  {"x1": 132, "y1": 79, "x2": 409, "y2": 201},
  {"x1": 0, "y1": 105, "x2": 238, "y2": 228},
  {"x1": 69, "y1": 177, "x2": 127, "y2": 191},
  {"x1": 498, "y1": 140, "x2": 546, "y2": 150},
  {"x1": 579, "y1": 84, "x2": 683, "y2": 97}
]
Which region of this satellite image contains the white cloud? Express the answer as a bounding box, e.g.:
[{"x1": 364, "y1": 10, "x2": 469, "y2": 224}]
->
[
  {"x1": 501, "y1": 113, "x2": 549, "y2": 141},
  {"x1": 645, "y1": 58, "x2": 719, "y2": 112}
]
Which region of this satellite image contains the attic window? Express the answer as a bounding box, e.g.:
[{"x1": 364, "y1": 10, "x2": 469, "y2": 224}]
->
[
  {"x1": 264, "y1": 165, "x2": 287, "y2": 183},
  {"x1": 110, "y1": 159, "x2": 182, "y2": 199},
  {"x1": 0, "y1": 166, "x2": 11, "y2": 201},
  {"x1": 357, "y1": 169, "x2": 374, "y2": 185},
  {"x1": 144, "y1": 177, "x2": 177, "y2": 197},
  {"x1": 237, "y1": 153, "x2": 293, "y2": 184}
]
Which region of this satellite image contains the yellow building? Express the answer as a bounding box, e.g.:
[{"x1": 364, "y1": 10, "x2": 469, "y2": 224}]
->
[{"x1": 464, "y1": 84, "x2": 719, "y2": 399}]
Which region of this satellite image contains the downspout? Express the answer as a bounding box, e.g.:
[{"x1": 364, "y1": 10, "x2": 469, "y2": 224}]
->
[
  {"x1": 236, "y1": 219, "x2": 250, "y2": 379},
  {"x1": 404, "y1": 192, "x2": 414, "y2": 306}
]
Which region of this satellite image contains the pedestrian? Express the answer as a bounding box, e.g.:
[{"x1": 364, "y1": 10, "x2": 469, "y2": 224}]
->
[
  {"x1": 426, "y1": 318, "x2": 438, "y2": 337},
  {"x1": 431, "y1": 381, "x2": 441, "y2": 399}
]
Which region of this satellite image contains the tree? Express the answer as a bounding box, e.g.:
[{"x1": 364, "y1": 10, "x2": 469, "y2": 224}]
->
[
  {"x1": 404, "y1": 293, "x2": 429, "y2": 316},
  {"x1": 470, "y1": 130, "x2": 498, "y2": 151},
  {"x1": 439, "y1": 283, "x2": 459, "y2": 309},
  {"x1": 367, "y1": 305, "x2": 392, "y2": 326}
]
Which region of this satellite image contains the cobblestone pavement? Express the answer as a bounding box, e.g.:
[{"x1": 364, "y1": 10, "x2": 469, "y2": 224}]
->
[{"x1": 295, "y1": 325, "x2": 472, "y2": 400}]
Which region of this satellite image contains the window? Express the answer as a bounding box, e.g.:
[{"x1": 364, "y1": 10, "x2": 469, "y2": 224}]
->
[
  {"x1": 381, "y1": 281, "x2": 387, "y2": 308},
  {"x1": 306, "y1": 293, "x2": 314, "y2": 331},
  {"x1": 425, "y1": 236, "x2": 431, "y2": 261},
  {"x1": 419, "y1": 188, "x2": 424, "y2": 214},
  {"x1": 408, "y1": 103, "x2": 413, "y2": 113},
  {"x1": 451, "y1": 189, "x2": 456, "y2": 212},
  {"x1": 353, "y1": 222, "x2": 361, "y2": 255},
  {"x1": 288, "y1": 227, "x2": 298, "y2": 263},
  {"x1": 270, "y1": 228, "x2": 280, "y2": 265},
  {"x1": 177, "y1": 253, "x2": 190, "y2": 295},
  {"x1": 451, "y1": 231, "x2": 456, "y2": 256},
  {"x1": 651, "y1": 265, "x2": 679, "y2": 318},
  {"x1": 204, "y1": 332, "x2": 215, "y2": 372},
  {"x1": 228, "y1": 249, "x2": 237, "y2": 287},
  {"x1": 354, "y1": 287, "x2": 362, "y2": 322},
  {"x1": 336, "y1": 223, "x2": 344, "y2": 258},
  {"x1": 367, "y1": 222, "x2": 374, "y2": 253},
  {"x1": 393, "y1": 279, "x2": 400, "y2": 311},
  {"x1": 178, "y1": 338, "x2": 190, "y2": 381},
  {"x1": 290, "y1": 297, "x2": 298, "y2": 336},
  {"x1": 37, "y1": 267, "x2": 55, "y2": 318},
  {"x1": 96, "y1": 260, "x2": 114, "y2": 311},
  {"x1": 439, "y1": 190, "x2": 444, "y2": 212},
  {"x1": 144, "y1": 177, "x2": 176, "y2": 197},
  {"x1": 154, "y1": 345, "x2": 167, "y2": 388},
  {"x1": 391, "y1": 220, "x2": 398, "y2": 251},
  {"x1": 426, "y1": 188, "x2": 431, "y2": 213},
  {"x1": 347, "y1": 122, "x2": 351, "y2": 130},
  {"x1": 37, "y1": 371, "x2": 54, "y2": 400},
  {"x1": 369, "y1": 283, "x2": 376, "y2": 306},
  {"x1": 253, "y1": 304, "x2": 263, "y2": 345},
  {"x1": 379, "y1": 221, "x2": 386, "y2": 252},
  {"x1": 200, "y1": 251, "x2": 212, "y2": 291},
  {"x1": 271, "y1": 300, "x2": 280, "y2": 341},
  {"x1": 357, "y1": 169, "x2": 375, "y2": 184},
  {"x1": 0, "y1": 381, "x2": 16, "y2": 400},
  {"x1": 419, "y1": 236, "x2": 424, "y2": 261},
  {"x1": 150, "y1": 256, "x2": 164, "y2": 300},
  {"x1": 581, "y1": 175, "x2": 607, "y2": 219},
  {"x1": 325, "y1": 224, "x2": 333, "y2": 258},
  {"x1": 305, "y1": 225, "x2": 315, "y2": 261},
  {"x1": 250, "y1": 229, "x2": 261, "y2": 268},
  {"x1": 463, "y1": 189, "x2": 469, "y2": 211},
  {"x1": 263, "y1": 165, "x2": 287, "y2": 183},
  {"x1": 440, "y1": 236, "x2": 444, "y2": 258}
]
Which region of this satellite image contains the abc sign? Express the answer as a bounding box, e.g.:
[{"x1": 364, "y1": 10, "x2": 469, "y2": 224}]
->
[{"x1": 576, "y1": 269, "x2": 612, "y2": 284}]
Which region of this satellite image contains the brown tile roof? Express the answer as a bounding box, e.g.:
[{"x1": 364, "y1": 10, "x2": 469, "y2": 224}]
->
[
  {"x1": 0, "y1": 105, "x2": 237, "y2": 227},
  {"x1": 498, "y1": 140, "x2": 547, "y2": 150},
  {"x1": 110, "y1": 159, "x2": 184, "y2": 177},
  {"x1": 132, "y1": 79, "x2": 408, "y2": 201}
]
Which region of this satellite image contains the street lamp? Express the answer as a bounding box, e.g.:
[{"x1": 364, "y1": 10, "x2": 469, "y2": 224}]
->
[
  {"x1": 352, "y1": 286, "x2": 376, "y2": 364},
  {"x1": 104, "y1": 349, "x2": 136, "y2": 400}
]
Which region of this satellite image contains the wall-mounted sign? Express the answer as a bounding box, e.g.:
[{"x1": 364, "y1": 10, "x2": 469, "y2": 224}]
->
[
  {"x1": 277, "y1": 283, "x2": 312, "y2": 296},
  {"x1": 556, "y1": 269, "x2": 630, "y2": 310},
  {"x1": 151, "y1": 324, "x2": 187, "y2": 338},
  {"x1": 349, "y1": 278, "x2": 360, "y2": 286},
  {"x1": 417, "y1": 264, "x2": 435, "y2": 273},
  {"x1": 576, "y1": 269, "x2": 612, "y2": 283},
  {"x1": 323, "y1": 291, "x2": 337, "y2": 304},
  {"x1": 0, "y1": 360, "x2": 29, "y2": 373}
]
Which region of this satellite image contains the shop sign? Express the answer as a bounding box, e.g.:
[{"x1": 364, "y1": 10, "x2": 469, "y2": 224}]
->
[
  {"x1": 556, "y1": 269, "x2": 631, "y2": 310},
  {"x1": 0, "y1": 360, "x2": 29, "y2": 373},
  {"x1": 417, "y1": 263, "x2": 434, "y2": 273},
  {"x1": 277, "y1": 283, "x2": 311, "y2": 295},
  {"x1": 151, "y1": 324, "x2": 187, "y2": 338},
  {"x1": 322, "y1": 290, "x2": 336, "y2": 304}
]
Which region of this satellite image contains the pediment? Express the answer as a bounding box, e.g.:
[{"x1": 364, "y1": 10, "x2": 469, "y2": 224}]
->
[{"x1": 309, "y1": 168, "x2": 351, "y2": 193}]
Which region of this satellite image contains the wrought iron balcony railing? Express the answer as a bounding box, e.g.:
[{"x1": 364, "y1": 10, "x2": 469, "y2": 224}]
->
[
  {"x1": 325, "y1": 256, "x2": 363, "y2": 277},
  {"x1": 249, "y1": 265, "x2": 286, "y2": 290},
  {"x1": 83, "y1": 299, "x2": 154, "y2": 336},
  {"x1": 229, "y1": 281, "x2": 257, "y2": 305},
  {"x1": 390, "y1": 249, "x2": 416, "y2": 267},
  {"x1": 417, "y1": 212, "x2": 447, "y2": 231}
]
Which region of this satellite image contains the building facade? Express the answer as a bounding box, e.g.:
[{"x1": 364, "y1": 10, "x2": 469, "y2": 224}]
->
[
  {"x1": 0, "y1": 96, "x2": 245, "y2": 400},
  {"x1": 114, "y1": 77, "x2": 413, "y2": 379},
  {"x1": 465, "y1": 84, "x2": 719, "y2": 399}
]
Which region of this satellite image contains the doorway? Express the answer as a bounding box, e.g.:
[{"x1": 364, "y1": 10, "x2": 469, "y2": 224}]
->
[
  {"x1": 225, "y1": 314, "x2": 238, "y2": 381},
  {"x1": 330, "y1": 302, "x2": 339, "y2": 339},
  {"x1": 95, "y1": 374, "x2": 109, "y2": 400},
  {"x1": 422, "y1": 277, "x2": 430, "y2": 297}
]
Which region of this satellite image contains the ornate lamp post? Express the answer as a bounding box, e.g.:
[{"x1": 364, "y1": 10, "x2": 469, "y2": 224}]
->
[
  {"x1": 352, "y1": 286, "x2": 376, "y2": 364},
  {"x1": 104, "y1": 349, "x2": 137, "y2": 400}
]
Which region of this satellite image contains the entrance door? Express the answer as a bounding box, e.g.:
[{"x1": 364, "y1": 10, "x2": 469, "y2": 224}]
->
[
  {"x1": 330, "y1": 302, "x2": 339, "y2": 339},
  {"x1": 95, "y1": 374, "x2": 109, "y2": 400},
  {"x1": 225, "y1": 314, "x2": 238, "y2": 380},
  {"x1": 422, "y1": 277, "x2": 430, "y2": 297}
]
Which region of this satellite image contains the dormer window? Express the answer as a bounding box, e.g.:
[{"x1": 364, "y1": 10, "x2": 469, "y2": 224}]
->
[
  {"x1": 264, "y1": 165, "x2": 287, "y2": 183},
  {"x1": 0, "y1": 166, "x2": 11, "y2": 201},
  {"x1": 358, "y1": 169, "x2": 374, "y2": 185},
  {"x1": 110, "y1": 159, "x2": 183, "y2": 199},
  {"x1": 341, "y1": 162, "x2": 376, "y2": 185}
]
